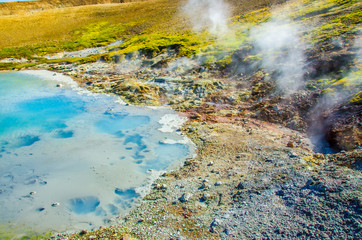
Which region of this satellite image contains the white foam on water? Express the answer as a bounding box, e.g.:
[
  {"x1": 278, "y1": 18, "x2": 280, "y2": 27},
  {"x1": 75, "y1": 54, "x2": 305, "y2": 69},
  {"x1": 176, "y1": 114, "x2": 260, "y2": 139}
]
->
[{"x1": 158, "y1": 114, "x2": 188, "y2": 133}]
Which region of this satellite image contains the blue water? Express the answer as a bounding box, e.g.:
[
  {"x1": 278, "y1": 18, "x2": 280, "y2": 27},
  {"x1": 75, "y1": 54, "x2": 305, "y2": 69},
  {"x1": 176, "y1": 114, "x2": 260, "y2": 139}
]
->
[{"x1": 0, "y1": 71, "x2": 194, "y2": 233}]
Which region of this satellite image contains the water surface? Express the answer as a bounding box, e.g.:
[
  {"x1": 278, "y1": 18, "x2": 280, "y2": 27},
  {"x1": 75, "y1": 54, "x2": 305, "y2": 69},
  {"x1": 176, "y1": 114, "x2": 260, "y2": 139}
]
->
[{"x1": 0, "y1": 71, "x2": 194, "y2": 233}]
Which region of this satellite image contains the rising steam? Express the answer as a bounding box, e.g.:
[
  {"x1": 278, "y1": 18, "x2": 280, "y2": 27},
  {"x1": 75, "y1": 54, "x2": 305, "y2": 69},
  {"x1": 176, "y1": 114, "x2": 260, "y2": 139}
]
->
[
  {"x1": 250, "y1": 19, "x2": 306, "y2": 94},
  {"x1": 182, "y1": 0, "x2": 230, "y2": 36}
]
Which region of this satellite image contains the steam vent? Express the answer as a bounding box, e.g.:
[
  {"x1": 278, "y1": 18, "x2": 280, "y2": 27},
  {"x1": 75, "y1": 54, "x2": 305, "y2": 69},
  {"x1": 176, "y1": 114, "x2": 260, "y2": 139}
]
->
[{"x1": 0, "y1": 0, "x2": 361, "y2": 239}]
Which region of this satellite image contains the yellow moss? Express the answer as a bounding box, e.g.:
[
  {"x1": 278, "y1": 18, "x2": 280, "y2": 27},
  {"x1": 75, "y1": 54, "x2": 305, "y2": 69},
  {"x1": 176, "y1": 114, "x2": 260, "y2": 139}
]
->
[
  {"x1": 235, "y1": 8, "x2": 271, "y2": 25},
  {"x1": 350, "y1": 91, "x2": 362, "y2": 103},
  {"x1": 115, "y1": 80, "x2": 151, "y2": 93},
  {"x1": 303, "y1": 155, "x2": 324, "y2": 166},
  {"x1": 106, "y1": 32, "x2": 207, "y2": 59}
]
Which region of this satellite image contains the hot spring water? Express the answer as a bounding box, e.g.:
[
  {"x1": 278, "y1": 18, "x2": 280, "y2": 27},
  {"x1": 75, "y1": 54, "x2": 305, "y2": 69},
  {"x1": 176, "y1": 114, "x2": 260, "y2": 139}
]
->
[{"x1": 0, "y1": 71, "x2": 194, "y2": 233}]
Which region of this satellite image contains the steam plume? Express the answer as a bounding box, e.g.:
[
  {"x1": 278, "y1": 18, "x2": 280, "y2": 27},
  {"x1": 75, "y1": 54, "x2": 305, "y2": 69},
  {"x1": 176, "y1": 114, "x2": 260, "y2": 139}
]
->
[
  {"x1": 250, "y1": 19, "x2": 306, "y2": 94},
  {"x1": 182, "y1": 0, "x2": 230, "y2": 36}
]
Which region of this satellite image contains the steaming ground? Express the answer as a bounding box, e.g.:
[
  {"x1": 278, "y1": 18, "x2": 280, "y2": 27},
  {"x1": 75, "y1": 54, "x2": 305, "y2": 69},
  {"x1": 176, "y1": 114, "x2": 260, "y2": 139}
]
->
[{"x1": 182, "y1": 0, "x2": 230, "y2": 35}]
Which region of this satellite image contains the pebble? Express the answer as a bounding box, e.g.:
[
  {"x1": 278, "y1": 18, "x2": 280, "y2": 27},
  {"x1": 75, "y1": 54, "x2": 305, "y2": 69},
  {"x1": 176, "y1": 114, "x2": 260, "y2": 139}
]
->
[
  {"x1": 237, "y1": 182, "x2": 245, "y2": 190},
  {"x1": 199, "y1": 182, "x2": 209, "y2": 189},
  {"x1": 29, "y1": 191, "x2": 36, "y2": 195},
  {"x1": 289, "y1": 151, "x2": 298, "y2": 158},
  {"x1": 179, "y1": 192, "x2": 192, "y2": 202},
  {"x1": 207, "y1": 161, "x2": 214, "y2": 166},
  {"x1": 215, "y1": 181, "x2": 223, "y2": 186},
  {"x1": 51, "y1": 202, "x2": 60, "y2": 207},
  {"x1": 210, "y1": 218, "x2": 222, "y2": 233},
  {"x1": 202, "y1": 193, "x2": 210, "y2": 201}
]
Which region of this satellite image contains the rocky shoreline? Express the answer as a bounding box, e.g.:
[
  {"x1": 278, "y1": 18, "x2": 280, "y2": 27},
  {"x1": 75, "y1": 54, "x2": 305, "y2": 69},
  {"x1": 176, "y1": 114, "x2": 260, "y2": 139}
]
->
[
  {"x1": 21, "y1": 57, "x2": 357, "y2": 239},
  {"x1": 55, "y1": 116, "x2": 361, "y2": 239}
]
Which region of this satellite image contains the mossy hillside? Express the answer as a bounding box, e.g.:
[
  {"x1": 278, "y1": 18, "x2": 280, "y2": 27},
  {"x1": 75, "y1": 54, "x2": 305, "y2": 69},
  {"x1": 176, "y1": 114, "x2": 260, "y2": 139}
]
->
[
  {"x1": 103, "y1": 32, "x2": 208, "y2": 60},
  {"x1": 310, "y1": 10, "x2": 361, "y2": 48},
  {"x1": 0, "y1": 0, "x2": 360, "y2": 75},
  {"x1": 0, "y1": 21, "x2": 131, "y2": 58},
  {"x1": 0, "y1": 0, "x2": 145, "y2": 16},
  {"x1": 233, "y1": 8, "x2": 271, "y2": 25},
  {"x1": 0, "y1": 0, "x2": 291, "y2": 64},
  {"x1": 321, "y1": 69, "x2": 362, "y2": 93},
  {"x1": 289, "y1": 0, "x2": 359, "y2": 19},
  {"x1": 0, "y1": 0, "x2": 187, "y2": 50},
  {"x1": 285, "y1": 0, "x2": 361, "y2": 48}
]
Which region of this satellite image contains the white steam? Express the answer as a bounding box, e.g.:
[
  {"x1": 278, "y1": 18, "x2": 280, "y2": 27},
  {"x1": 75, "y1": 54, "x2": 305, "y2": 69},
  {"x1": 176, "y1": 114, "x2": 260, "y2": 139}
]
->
[
  {"x1": 251, "y1": 19, "x2": 306, "y2": 94},
  {"x1": 182, "y1": 0, "x2": 230, "y2": 36}
]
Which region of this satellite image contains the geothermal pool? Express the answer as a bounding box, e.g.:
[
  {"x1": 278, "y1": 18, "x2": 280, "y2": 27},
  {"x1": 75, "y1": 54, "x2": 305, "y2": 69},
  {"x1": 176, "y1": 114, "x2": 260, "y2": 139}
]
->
[{"x1": 0, "y1": 71, "x2": 194, "y2": 233}]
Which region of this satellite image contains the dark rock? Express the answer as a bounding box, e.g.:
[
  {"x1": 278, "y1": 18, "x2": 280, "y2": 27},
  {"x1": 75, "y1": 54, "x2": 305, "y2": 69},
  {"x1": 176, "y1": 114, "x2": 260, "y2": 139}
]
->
[
  {"x1": 237, "y1": 182, "x2": 245, "y2": 190},
  {"x1": 179, "y1": 193, "x2": 191, "y2": 202},
  {"x1": 276, "y1": 190, "x2": 285, "y2": 196},
  {"x1": 210, "y1": 218, "x2": 221, "y2": 233}
]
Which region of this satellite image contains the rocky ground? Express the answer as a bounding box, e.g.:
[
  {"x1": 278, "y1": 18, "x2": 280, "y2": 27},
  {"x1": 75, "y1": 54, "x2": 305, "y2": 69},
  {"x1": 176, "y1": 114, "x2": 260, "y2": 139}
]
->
[
  {"x1": 48, "y1": 118, "x2": 361, "y2": 239},
  {"x1": 21, "y1": 30, "x2": 359, "y2": 239}
]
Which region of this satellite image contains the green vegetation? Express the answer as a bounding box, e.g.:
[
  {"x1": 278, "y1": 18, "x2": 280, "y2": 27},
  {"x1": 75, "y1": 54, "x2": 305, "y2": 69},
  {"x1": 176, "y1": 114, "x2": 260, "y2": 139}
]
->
[
  {"x1": 0, "y1": 21, "x2": 129, "y2": 59},
  {"x1": 310, "y1": 10, "x2": 362, "y2": 46},
  {"x1": 234, "y1": 8, "x2": 271, "y2": 25},
  {"x1": 104, "y1": 32, "x2": 208, "y2": 60},
  {"x1": 0, "y1": 0, "x2": 360, "y2": 71},
  {"x1": 315, "y1": 67, "x2": 362, "y2": 105}
]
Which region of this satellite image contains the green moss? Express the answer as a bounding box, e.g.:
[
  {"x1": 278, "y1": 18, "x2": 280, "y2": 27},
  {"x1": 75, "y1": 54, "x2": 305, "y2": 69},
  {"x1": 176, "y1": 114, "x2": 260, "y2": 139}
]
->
[
  {"x1": 290, "y1": 0, "x2": 336, "y2": 20},
  {"x1": 309, "y1": 9, "x2": 361, "y2": 47},
  {"x1": 331, "y1": 0, "x2": 359, "y2": 6},
  {"x1": 216, "y1": 54, "x2": 232, "y2": 69},
  {"x1": 64, "y1": 22, "x2": 126, "y2": 50},
  {"x1": 105, "y1": 32, "x2": 207, "y2": 60},
  {"x1": 0, "y1": 62, "x2": 16, "y2": 70},
  {"x1": 243, "y1": 54, "x2": 262, "y2": 63},
  {"x1": 0, "y1": 21, "x2": 128, "y2": 60},
  {"x1": 45, "y1": 54, "x2": 101, "y2": 64},
  {"x1": 320, "y1": 69, "x2": 362, "y2": 98},
  {"x1": 350, "y1": 91, "x2": 362, "y2": 103},
  {"x1": 0, "y1": 46, "x2": 34, "y2": 59},
  {"x1": 234, "y1": 8, "x2": 271, "y2": 25}
]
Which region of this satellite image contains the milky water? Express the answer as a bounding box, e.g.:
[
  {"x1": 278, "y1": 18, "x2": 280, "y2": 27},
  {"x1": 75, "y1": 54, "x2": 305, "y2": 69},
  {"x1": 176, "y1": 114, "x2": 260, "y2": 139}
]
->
[{"x1": 0, "y1": 71, "x2": 194, "y2": 233}]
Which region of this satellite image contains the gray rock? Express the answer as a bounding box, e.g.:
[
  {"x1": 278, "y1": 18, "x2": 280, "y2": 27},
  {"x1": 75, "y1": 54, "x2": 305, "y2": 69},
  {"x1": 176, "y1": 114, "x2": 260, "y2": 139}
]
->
[
  {"x1": 210, "y1": 218, "x2": 222, "y2": 233},
  {"x1": 237, "y1": 182, "x2": 245, "y2": 190},
  {"x1": 215, "y1": 181, "x2": 223, "y2": 186},
  {"x1": 202, "y1": 193, "x2": 210, "y2": 201},
  {"x1": 179, "y1": 193, "x2": 191, "y2": 202}
]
